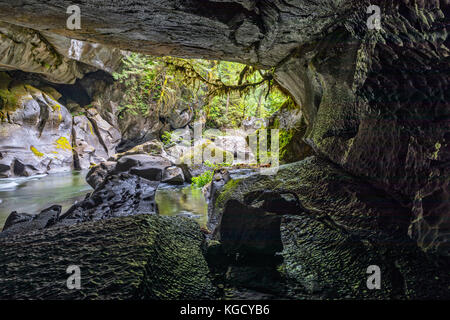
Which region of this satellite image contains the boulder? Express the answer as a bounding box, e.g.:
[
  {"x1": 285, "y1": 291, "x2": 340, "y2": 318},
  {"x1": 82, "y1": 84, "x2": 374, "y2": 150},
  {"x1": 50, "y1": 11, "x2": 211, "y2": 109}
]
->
[
  {"x1": 86, "y1": 161, "x2": 117, "y2": 189},
  {"x1": 2, "y1": 211, "x2": 33, "y2": 231},
  {"x1": 114, "y1": 154, "x2": 172, "y2": 182},
  {"x1": 162, "y1": 166, "x2": 185, "y2": 185},
  {"x1": 72, "y1": 114, "x2": 119, "y2": 170},
  {"x1": 214, "y1": 134, "x2": 255, "y2": 164},
  {"x1": 85, "y1": 108, "x2": 121, "y2": 157},
  {"x1": 167, "y1": 107, "x2": 193, "y2": 129},
  {"x1": 110, "y1": 140, "x2": 166, "y2": 161},
  {"x1": 208, "y1": 157, "x2": 450, "y2": 299},
  {"x1": 115, "y1": 154, "x2": 170, "y2": 172}
]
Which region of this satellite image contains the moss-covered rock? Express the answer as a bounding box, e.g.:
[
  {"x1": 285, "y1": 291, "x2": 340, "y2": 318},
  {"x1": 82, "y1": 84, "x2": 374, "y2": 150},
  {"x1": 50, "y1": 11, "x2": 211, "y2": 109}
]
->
[
  {"x1": 180, "y1": 139, "x2": 234, "y2": 166},
  {"x1": 0, "y1": 214, "x2": 217, "y2": 299}
]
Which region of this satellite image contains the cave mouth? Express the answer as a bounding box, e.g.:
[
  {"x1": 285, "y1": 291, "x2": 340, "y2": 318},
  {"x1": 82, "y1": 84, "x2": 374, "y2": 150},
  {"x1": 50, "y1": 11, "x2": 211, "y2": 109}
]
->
[{"x1": 0, "y1": 0, "x2": 449, "y2": 302}]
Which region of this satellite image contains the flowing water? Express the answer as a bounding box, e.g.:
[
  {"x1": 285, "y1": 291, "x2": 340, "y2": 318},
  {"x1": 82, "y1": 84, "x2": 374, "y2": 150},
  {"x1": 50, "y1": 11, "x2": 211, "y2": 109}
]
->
[{"x1": 0, "y1": 172, "x2": 208, "y2": 230}]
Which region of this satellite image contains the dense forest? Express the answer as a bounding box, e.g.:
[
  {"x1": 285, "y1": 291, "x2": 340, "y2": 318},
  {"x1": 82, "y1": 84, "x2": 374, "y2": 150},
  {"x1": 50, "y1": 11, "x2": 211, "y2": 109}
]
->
[{"x1": 113, "y1": 53, "x2": 289, "y2": 129}]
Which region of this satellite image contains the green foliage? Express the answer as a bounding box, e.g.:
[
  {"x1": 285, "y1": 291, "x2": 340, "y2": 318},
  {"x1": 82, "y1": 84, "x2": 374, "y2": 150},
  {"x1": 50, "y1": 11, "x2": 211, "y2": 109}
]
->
[
  {"x1": 191, "y1": 170, "x2": 214, "y2": 189},
  {"x1": 191, "y1": 160, "x2": 232, "y2": 189}
]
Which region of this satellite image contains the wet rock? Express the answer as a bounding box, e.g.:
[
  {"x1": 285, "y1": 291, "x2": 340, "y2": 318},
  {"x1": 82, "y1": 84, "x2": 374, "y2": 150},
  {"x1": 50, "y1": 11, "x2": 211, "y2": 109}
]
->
[
  {"x1": 206, "y1": 169, "x2": 231, "y2": 233},
  {"x1": 40, "y1": 32, "x2": 125, "y2": 75},
  {"x1": 268, "y1": 99, "x2": 313, "y2": 163},
  {"x1": 409, "y1": 182, "x2": 450, "y2": 257},
  {"x1": 86, "y1": 161, "x2": 116, "y2": 189},
  {"x1": 2, "y1": 211, "x2": 33, "y2": 231},
  {"x1": 72, "y1": 113, "x2": 120, "y2": 170},
  {"x1": 272, "y1": 6, "x2": 450, "y2": 254},
  {"x1": 167, "y1": 107, "x2": 193, "y2": 129},
  {"x1": 224, "y1": 265, "x2": 283, "y2": 294},
  {"x1": 110, "y1": 140, "x2": 166, "y2": 161},
  {"x1": 0, "y1": 0, "x2": 356, "y2": 68},
  {"x1": 209, "y1": 157, "x2": 450, "y2": 299},
  {"x1": 0, "y1": 72, "x2": 121, "y2": 176},
  {"x1": 112, "y1": 154, "x2": 172, "y2": 183},
  {"x1": 84, "y1": 108, "x2": 121, "y2": 156},
  {"x1": 130, "y1": 166, "x2": 164, "y2": 181},
  {"x1": 162, "y1": 166, "x2": 185, "y2": 185},
  {"x1": 219, "y1": 200, "x2": 283, "y2": 257},
  {"x1": 55, "y1": 173, "x2": 159, "y2": 227},
  {"x1": 0, "y1": 22, "x2": 89, "y2": 84},
  {"x1": 0, "y1": 214, "x2": 217, "y2": 299},
  {"x1": 214, "y1": 134, "x2": 255, "y2": 164},
  {"x1": 280, "y1": 214, "x2": 449, "y2": 299},
  {"x1": 0, "y1": 21, "x2": 125, "y2": 84},
  {"x1": 0, "y1": 205, "x2": 61, "y2": 237}
]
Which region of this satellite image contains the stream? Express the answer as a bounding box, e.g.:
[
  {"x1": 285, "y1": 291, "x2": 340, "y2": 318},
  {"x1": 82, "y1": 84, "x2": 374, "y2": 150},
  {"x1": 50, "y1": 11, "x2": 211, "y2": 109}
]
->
[{"x1": 0, "y1": 171, "x2": 208, "y2": 230}]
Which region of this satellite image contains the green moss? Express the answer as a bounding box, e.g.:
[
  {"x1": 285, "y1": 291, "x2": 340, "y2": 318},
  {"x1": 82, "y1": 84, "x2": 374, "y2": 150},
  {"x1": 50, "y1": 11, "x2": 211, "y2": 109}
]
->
[
  {"x1": 180, "y1": 140, "x2": 233, "y2": 165},
  {"x1": 0, "y1": 75, "x2": 39, "y2": 120},
  {"x1": 215, "y1": 178, "x2": 241, "y2": 208},
  {"x1": 30, "y1": 146, "x2": 44, "y2": 157},
  {"x1": 279, "y1": 129, "x2": 294, "y2": 159}
]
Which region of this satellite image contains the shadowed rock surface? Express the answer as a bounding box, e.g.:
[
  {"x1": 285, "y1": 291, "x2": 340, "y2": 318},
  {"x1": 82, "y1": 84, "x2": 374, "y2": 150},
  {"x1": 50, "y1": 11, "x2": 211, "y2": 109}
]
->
[
  {"x1": 0, "y1": 0, "x2": 358, "y2": 68},
  {"x1": 207, "y1": 157, "x2": 450, "y2": 299},
  {"x1": 0, "y1": 214, "x2": 217, "y2": 299}
]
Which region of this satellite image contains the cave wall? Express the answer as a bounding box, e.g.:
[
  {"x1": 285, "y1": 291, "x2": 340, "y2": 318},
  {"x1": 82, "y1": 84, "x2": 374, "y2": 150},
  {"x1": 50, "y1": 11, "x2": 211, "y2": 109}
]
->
[{"x1": 274, "y1": 2, "x2": 450, "y2": 256}]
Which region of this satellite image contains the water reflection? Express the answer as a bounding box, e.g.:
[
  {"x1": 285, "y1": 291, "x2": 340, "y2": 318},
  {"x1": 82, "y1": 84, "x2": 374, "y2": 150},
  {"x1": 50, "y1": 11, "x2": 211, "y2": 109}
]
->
[{"x1": 156, "y1": 184, "x2": 208, "y2": 228}]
